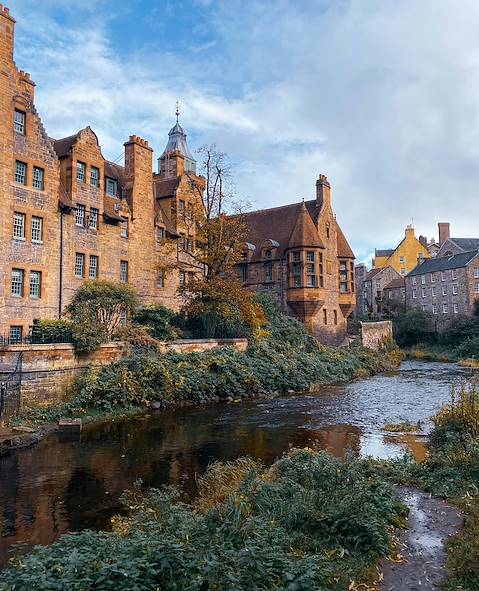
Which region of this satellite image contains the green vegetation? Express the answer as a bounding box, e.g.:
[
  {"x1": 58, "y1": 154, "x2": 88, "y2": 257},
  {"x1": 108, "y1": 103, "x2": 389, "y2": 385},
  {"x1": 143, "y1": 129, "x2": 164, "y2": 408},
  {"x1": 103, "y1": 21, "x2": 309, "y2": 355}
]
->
[
  {"x1": 0, "y1": 450, "x2": 407, "y2": 591},
  {"x1": 16, "y1": 299, "x2": 399, "y2": 426},
  {"x1": 382, "y1": 420, "x2": 423, "y2": 433},
  {"x1": 30, "y1": 318, "x2": 74, "y2": 344}
]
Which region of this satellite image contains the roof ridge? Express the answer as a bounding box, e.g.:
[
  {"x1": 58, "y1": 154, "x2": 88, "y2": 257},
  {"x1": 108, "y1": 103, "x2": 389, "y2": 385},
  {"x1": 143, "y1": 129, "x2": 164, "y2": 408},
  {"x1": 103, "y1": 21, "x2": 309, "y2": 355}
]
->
[{"x1": 244, "y1": 199, "x2": 316, "y2": 216}]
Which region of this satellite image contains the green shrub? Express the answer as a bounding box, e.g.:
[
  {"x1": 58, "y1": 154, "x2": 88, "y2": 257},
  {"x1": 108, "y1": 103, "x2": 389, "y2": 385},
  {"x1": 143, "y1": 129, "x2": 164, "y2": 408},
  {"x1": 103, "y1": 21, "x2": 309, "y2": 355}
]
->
[
  {"x1": 30, "y1": 319, "x2": 74, "y2": 344},
  {"x1": 132, "y1": 305, "x2": 177, "y2": 340},
  {"x1": 0, "y1": 450, "x2": 407, "y2": 591},
  {"x1": 393, "y1": 308, "x2": 436, "y2": 346}
]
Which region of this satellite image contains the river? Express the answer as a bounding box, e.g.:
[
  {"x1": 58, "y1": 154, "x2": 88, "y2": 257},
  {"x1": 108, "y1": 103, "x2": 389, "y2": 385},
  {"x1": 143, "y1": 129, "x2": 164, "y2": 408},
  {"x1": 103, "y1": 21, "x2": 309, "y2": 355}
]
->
[{"x1": 0, "y1": 360, "x2": 472, "y2": 567}]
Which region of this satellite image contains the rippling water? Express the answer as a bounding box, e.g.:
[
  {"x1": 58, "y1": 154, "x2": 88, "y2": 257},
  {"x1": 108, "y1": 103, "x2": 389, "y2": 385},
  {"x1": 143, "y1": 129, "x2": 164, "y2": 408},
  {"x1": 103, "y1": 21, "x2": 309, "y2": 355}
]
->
[{"x1": 0, "y1": 360, "x2": 473, "y2": 566}]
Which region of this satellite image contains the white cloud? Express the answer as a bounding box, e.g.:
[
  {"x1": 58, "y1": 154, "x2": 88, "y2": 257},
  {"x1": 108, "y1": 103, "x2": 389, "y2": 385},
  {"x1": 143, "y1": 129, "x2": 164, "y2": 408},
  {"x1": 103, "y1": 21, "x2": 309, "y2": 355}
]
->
[{"x1": 8, "y1": 0, "x2": 479, "y2": 261}]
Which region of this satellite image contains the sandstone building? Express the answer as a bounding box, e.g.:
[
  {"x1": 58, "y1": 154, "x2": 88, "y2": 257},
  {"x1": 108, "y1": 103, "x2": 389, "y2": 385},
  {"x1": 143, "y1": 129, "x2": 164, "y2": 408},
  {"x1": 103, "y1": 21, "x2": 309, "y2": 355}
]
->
[
  {"x1": 373, "y1": 225, "x2": 430, "y2": 276},
  {"x1": 236, "y1": 175, "x2": 356, "y2": 345},
  {"x1": 355, "y1": 265, "x2": 402, "y2": 317},
  {"x1": 0, "y1": 4, "x2": 202, "y2": 341}
]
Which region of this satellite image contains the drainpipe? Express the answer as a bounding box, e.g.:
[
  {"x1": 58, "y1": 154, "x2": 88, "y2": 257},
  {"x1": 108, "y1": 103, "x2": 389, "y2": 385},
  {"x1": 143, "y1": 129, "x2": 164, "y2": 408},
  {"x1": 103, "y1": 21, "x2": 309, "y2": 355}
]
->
[{"x1": 58, "y1": 209, "x2": 64, "y2": 318}]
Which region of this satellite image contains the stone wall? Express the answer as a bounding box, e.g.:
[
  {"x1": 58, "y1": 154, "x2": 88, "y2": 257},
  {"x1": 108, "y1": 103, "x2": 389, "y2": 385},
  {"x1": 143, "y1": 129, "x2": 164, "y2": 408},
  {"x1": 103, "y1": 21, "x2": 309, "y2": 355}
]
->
[
  {"x1": 0, "y1": 339, "x2": 248, "y2": 407},
  {"x1": 360, "y1": 321, "x2": 393, "y2": 350}
]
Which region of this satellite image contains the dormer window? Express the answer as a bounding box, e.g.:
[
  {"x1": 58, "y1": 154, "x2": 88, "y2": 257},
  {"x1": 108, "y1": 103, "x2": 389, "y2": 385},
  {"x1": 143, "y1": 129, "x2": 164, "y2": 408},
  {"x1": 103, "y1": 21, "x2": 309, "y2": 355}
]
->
[
  {"x1": 106, "y1": 177, "x2": 117, "y2": 196},
  {"x1": 265, "y1": 249, "x2": 272, "y2": 259}
]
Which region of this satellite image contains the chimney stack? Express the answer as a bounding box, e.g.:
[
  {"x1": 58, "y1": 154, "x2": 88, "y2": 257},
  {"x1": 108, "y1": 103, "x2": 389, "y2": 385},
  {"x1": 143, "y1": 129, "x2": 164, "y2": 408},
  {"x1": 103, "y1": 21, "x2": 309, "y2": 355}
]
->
[
  {"x1": 419, "y1": 235, "x2": 427, "y2": 247},
  {"x1": 316, "y1": 174, "x2": 331, "y2": 210},
  {"x1": 438, "y1": 222, "x2": 450, "y2": 246}
]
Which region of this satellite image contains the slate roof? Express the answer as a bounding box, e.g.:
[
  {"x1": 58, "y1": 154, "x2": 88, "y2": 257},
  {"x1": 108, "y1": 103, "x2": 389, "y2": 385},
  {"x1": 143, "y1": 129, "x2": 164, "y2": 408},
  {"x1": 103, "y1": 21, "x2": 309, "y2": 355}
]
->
[
  {"x1": 408, "y1": 251, "x2": 479, "y2": 276},
  {"x1": 242, "y1": 199, "x2": 354, "y2": 263},
  {"x1": 383, "y1": 277, "x2": 405, "y2": 290},
  {"x1": 154, "y1": 177, "x2": 180, "y2": 199},
  {"x1": 364, "y1": 268, "x2": 382, "y2": 281},
  {"x1": 375, "y1": 248, "x2": 394, "y2": 258},
  {"x1": 288, "y1": 202, "x2": 322, "y2": 249},
  {"x1": 52, "y1": 134, "x2": 78, "y2": 158},
  {"x1": 450, "y1": 238, "x2": 479, "y2": 251}
]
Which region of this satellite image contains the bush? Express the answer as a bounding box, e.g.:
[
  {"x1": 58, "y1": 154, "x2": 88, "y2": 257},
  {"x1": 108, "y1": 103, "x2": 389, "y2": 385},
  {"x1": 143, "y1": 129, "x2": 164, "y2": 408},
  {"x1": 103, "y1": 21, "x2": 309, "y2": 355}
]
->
[
  {"x1": 393, "y1": 308, "x2": 436, "y2": 346},
  {"x1": 30, "y1": 319, "x2": 74, "y2": 344},
  {"x1": 132, "y1": 305, "x2": 177, "y2": 341},
  {"x1": 0, "y1": 450, "x2": 407, "y2": 591}
]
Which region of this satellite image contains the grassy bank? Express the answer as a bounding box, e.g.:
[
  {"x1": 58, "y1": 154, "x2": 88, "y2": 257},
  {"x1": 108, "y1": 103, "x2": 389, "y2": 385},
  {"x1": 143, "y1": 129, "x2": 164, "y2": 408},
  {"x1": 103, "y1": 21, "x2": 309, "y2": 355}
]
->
[
  {"x1": 404, "y1": 344, "x2": 459, "y2": 362},
  {"x1": 14, "y1": 308, "x2": 401, "y2": 428}
]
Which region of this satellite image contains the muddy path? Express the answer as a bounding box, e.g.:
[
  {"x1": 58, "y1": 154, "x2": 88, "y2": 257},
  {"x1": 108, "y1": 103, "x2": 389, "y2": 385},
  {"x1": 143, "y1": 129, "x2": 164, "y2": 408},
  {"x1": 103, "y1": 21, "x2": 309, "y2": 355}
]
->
[{"x1": 380, "y1": 488, "x2": 463, "y2": 590}]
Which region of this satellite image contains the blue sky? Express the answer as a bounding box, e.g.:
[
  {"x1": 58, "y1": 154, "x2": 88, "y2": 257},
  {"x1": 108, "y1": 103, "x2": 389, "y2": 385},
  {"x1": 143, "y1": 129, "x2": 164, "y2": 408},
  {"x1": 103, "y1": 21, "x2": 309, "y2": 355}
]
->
[{"x1": 7, "y1": 0, "x2": 479, "y2": 264}]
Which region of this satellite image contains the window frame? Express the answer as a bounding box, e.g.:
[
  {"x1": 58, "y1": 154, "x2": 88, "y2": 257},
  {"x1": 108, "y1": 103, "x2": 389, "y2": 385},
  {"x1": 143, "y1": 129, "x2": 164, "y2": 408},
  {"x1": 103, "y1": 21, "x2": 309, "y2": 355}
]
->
[
  {"x1": 75, "y1": 204, "x2": 85, "y2": 227},
  {"x1": 120, "y1": 260, "x2": 128, "y2": 283},
  {"x1": 76, "y1": 161, "x2": 86, "y2": 183},
  {"x1": 14, "y1": 109, "x2": 26, "y2": 134},
  {"x1": 75, "y1": 253, "x2": 85, "y2": 278},
  {"x1": 13, "y1": 212, "x2": 26, "y2": 241},
  {"x1": 90, "y1": 166, "x2": 100, "y2": 188},
  {"x1": 89, "y1": 207, "x2": 99, "y2": 230},
  {"x1": 15, "y1": 160, "x2": 27, "y2": 185},
  {"x1": 89, "y1": 255, "x2": 99, "y2": 279},
  {"x1": 106, "y1": 177, "x2": 117, "y2": 196},
  {"x1": 11, "y1": 268, "x2": 24, "y2": 297},
  {"x1": 29, "y1": 270, "x2": 41, "y2": 299},
  {"x1": 31, "y1": 216, "x2": 43, "y2": 243},
  {"x1": 32, "y1": 166, "x2": 44, "y2": 190}
]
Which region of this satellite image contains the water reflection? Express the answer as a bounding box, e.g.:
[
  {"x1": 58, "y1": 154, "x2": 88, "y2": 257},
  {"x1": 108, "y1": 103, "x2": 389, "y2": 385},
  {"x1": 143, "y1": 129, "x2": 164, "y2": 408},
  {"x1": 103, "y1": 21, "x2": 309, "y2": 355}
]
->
[{"x1": 0, "y1": 360, "x2": 469, "y2": 567}]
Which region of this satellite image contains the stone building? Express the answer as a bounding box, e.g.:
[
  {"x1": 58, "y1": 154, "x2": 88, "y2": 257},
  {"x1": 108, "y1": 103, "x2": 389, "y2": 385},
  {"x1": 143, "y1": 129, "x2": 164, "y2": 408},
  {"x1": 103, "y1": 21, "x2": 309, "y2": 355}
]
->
[
  {"x1": 0, "y1": 4, "x2": 202, "y2": 340},
  {"x1": 373, "y1": 225, "x2": 430, "y2": 276},
  {"x1": 382, "y1": 277, "x2": 406, "y2": 309},
  {"x1": 436, "y1": 222, "x2": 479, "y2": 258},
  {"x1": 355, "y1": 265, "x2": 402, "y2": 317},
  {"x1": 405, "y1": 251, "x2": 479, "y2": 327},
  {"x1": 236, "y1": 175, "x2": 356, "y2": 345}
]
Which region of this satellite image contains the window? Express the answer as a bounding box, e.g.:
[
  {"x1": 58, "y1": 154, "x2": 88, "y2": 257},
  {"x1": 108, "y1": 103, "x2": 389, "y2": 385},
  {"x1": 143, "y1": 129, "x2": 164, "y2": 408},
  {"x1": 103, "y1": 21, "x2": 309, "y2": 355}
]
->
[
  {"x1": 89, "y1": 255, "x2": 98, "y2": 279},
  {"x1": 76, "y1": 161, "x2": 86, "y2": 182},
  {"x1": 307, "y1": 274, "x2": 316, "y2": 287},
  {"x1": 186, "y1": 203, "x2": 193, "y2": 221},
  {"x1": 106, "y1": 178, "x2": 117, "y2": 196},
  {"x1": 11, "y1": 268, "x2": 24, "y2": 297},
  {"x1": 31, "y1": 216, "x2": 43, "y2": 243},
  {"x1": 241, "y1": 264, "x2": 248, "y2": 283},
  {"x1": 474, "y1": 268, "x2": 479, "y2": 279},
  {"x1": 89, "y1": 207, "x2": 99, "y2": 230},
  {"x1": 307, "y1": 251, "x2": 315, "y2": 262},
  {"x1": 421, "y1": 275, "x2": 426, "y2": 285},
  {"x1": 452, "y1": 269, "x2": 458, "y2": 280},
  {"x1": 333, "y1": 310, "x2": 338, "y2": 325},
  {"x1": 442, "y1": 285, "x2": 447, "y2": 296},
  {"x1": 422, "y1": 304, "x2": 427, "y2": 311},
  {"x1": 157, "y1": 270, "x2": 165, "y2": 288},
  {"x1": 15, "y1": 160, "x2": 27, "y2": 184},
  {"x1": 179, "y1": 271, "x2": 186, "y2": 287},
  {"x1": 14, "y1": 109, "x2": 25, "y2": 134},
  {"x1": 412, "y1": 277, "x2": 417, "y2": 285},
  {"x1": 75, "y1": 253, "x2": 85, "y2": 277},
  {"x1": 120, "y1": 260, "x2": 128, "y2": 283},
  {"x1": 29, "y1": 271, "x2": 41, "y2": 298},
  {"x1": 412, "y1": 288, "x2": 417, "y2": 299},
  {"x1": 178, "y1": 200, "x2": 185, "y2": 216},
  {"x1": 400, "y1": 268, "x2": 406, "y2": 276},
  {"x1": 178, "y1": 236, "x2": 185, "y2": 251},
  {"x1": 443, "y1": 303, "x2": 448, "y2": 314},
  {"x1": 265, "y1": 249, "x2": 272, "y2": 260},
  {"x1": 13, "y1": 212, "x2": 25, "y2": 240},
  {"x1": 399, "y1": 256, "x2": 405, "y2": 264},
  {"x1": 9, "y1": 326, "x2": 23, "y2": 344},
  {"x1": 326, "y1": 225, "x2": 330, "y2": 239},
  {"x1": 453, "y1": 303, "x2": 459, "y2": 314},
  {"x1": 293, "y1": 251, "x2": 300, "y2": 262},
  {"x1": 75, "y1": 204, "x2": 85, "y2": 226},
  {"x1": 388, "y1": 290, "x2": 392, "y2": 299},
  {"x1": 476, "y1": 283, "x2": 479, "y2": 293},
  {"x1": 32, "y1": 166, "x2": 44, "y2": 190},
  {"x1": 90, "y1": 166, "x2": 100, "y2": 188},
  {"x1": 452, "y1": 284, "x2": 458, "y2": 295},
  {"x1": 432, "y1": 304, "x2": 438, "y2": 315},
  {"x1": 265, "y1": 261, "x2": 273, "y2": 282},
  {"x1": 431, "y1": 286, "x2": 436, "y2": 297},
  {"x1": 187, "y1": 238, "x2": 194, "y2": 252},
  {"x1": 323, "y1": 309, "x2": 327, "y2": 324},
  {"x1": 441, "y1": 271, "x2": 446, "y2": 281},
  {"x1": 120, "y1": 221, "x2": 128, "y2": 237},
  {"x1": 421, "y1": 287, "x2": 426, "y2": 298},
  {"x1": 431, "y1": 273, "x2": 435, "y2": 283},
  {"x1": 157, "y1": 226, "x2": 165, "y2": 240}
]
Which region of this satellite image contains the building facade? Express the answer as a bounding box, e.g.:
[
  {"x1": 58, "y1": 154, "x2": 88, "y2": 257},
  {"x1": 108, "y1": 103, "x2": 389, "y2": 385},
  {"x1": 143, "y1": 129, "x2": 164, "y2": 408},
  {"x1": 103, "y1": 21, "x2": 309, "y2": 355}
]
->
[
  {"x1": 436, "y1": 222, "x2": 479, "y2": 258},
  {"x1": 355, "y1": 265, "x2": 402, "y2": 317},
  {"x1": 236, "y1": 175, "x2": 356, "y2": 345},
  {"x1": 373, "y1": 225, "x2": 430, "y2": 276},
  {"x1": 405, "y1": 252, "x2": 479, "y2": 327},
  {"x1": 0, "y1": 4, "x2": 203, "y2": 340}
]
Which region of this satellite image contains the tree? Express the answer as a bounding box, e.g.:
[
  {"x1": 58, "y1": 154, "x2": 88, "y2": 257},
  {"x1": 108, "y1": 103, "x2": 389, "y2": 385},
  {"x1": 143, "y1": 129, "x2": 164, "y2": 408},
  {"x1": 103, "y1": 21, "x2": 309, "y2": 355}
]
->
[
  {"x1": 159, "y1": 145, "x2": 265, "y2": 338},
  {"x1": 66, "y1": 281, "x2": 139, "y2": 352},
  {"x1": 393, "y1": 308, "x2": 435, "y2": 346}
]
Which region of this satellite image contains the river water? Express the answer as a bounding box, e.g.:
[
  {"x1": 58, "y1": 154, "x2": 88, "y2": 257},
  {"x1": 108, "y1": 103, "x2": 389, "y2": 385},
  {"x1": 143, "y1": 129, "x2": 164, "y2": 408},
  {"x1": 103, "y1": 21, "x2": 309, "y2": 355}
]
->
[{"x1": 0, "y1": 360, "x2": 472, "y2": 567}]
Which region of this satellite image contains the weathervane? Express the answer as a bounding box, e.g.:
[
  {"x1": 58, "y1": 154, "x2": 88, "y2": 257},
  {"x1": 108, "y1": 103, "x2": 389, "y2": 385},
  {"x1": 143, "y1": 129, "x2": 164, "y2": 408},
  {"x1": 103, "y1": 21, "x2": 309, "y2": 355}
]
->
[{"x1": 175, "y1": 101, "x2": 180, "y2": 123}]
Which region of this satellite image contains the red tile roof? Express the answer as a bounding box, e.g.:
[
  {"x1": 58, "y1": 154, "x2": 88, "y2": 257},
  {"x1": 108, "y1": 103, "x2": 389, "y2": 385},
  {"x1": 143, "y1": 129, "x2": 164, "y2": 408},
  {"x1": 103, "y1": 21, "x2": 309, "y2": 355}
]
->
[
  {"x1": 383, "y1": 277, "x2": 405, "y2": 290},
  {"x1": 288, "y1": 201, "x2": 323, "y2": 249}
]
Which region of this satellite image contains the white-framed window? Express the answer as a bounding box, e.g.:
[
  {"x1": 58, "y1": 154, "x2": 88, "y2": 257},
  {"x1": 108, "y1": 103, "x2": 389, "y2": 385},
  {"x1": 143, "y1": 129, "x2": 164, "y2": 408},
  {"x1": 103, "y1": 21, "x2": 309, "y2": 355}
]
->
[
  {"x1": 399, "y1": 256, "x2": 405, "y2": 264},
  {"x1": 75, "y1": 253, "x2": 85, "y2": 277},
  {"x1": 178, "y1": 200, "x2": 185, "y2": 216},
  {"x1": 89, "y1": 207, "x2": 99, "y2": 230},
  {"x1": 75, "y1": 204, "x2": 85, "y2": 226},
  {"x1": 31, "y1": 216, "x2": 43, "y2": 243},
  {"x1": 474, "y1": 268, "x2": 479, "y2": 279},
  {"x1": 14, "y1": 109, "x2": 25, "y2": 134},
  {"x1": 76, "y1": 161, "x2": 86, "y2": 182},
  {"x1": 157, "y1": 270, "x2": 165, "y2": 288},
  {"x1": 421, "y1": 287, "x2": 426, "y2": 298},
  {"x1": 422, "y1": 304, "x2": 427, "y2": 311},
  {"x1": 120, "y1": 221, "x2": 128, "y2": 238},
  {"x1": 29, "y1": 271, "x2": 41, "y2": 298},
  {"x1": 412, "y1": 276, "x2": 417, "y2": 285},
  {"x1": 187, "y1": 238, "x2": 194, "y2": 252},
  {"x1": 120, "y1": 260, "x2": 128, "y2": 283},
  {"x1": 11, "y1": 268, "x2": 24, "y2": 297},
  {"x1": 9, "y1": 325, "x2": 23, "y2": 344},
  {"x1": 476, "y1": 283, "x2": 479, "y2": 293},
  {"x1": 32, "y1": 166, "x2": 44, "y2": 190},
  {"x1": 442, "y1": 285, "x2": 447, "y2": 296},
  {"x1": 452, "y1": 269, "x2": 458, "y2": 279},
  {"x1": 13, "y1": 212, "x2": 26, "y2": 240},
  {"x1": 441, "y1": 271, "x2": 446, "y2": 281},
  {"x1": 179, "y1": 270, "x2": 186, "y2": 287},
  {"x1": 375, "y1": 280, "x2": 381, "y2": 288},
  {"x1": 412, "y1": 288, "x2": 417, "y2": 299},
  {"x1": 431, "y1": 286, "x2": 436, "y2": 297},
  {"x1": 443, "y1": 302, "x2": 448, "y2": 314},
  {"x1": 156, "y1": 226, "x2": 165, "y2": 240},
  {"x1": 452, "y1": 284, "x2": 458, "y2": 295},
  {"x1": 89, "y1": 255, "x2": 98, "y2": 279},
  {"x1": 388, "y1": 290, "x2": 392, "y2": 299},
  {"x1": 453, "y1": 303, "x2": 459, "y2": 314},
  {"x1": 430, "y1": 273, "x2": 435, "y2": 283},
  {"x1": 15, "y1": 160, "x2": 27, "y2": 184},
  {"x1": 432, "y1": 304, "x2": 438, "y2": 315},
  {"x1": 90, "y1": 166, "x2": 100, "y2": 188},
  {"x1": 106, "y1": 177, "x2": 117, "y2": 196},
  {"x1": 421, "y1": 275, "x2": 426, "y2": 285}
]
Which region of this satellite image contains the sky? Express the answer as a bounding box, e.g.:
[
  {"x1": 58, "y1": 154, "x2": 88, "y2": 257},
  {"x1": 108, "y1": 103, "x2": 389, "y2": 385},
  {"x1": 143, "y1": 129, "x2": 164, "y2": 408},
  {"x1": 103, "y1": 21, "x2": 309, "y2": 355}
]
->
[{"x1": 7, "y1": 0, "x2": 479, "y2": 263}]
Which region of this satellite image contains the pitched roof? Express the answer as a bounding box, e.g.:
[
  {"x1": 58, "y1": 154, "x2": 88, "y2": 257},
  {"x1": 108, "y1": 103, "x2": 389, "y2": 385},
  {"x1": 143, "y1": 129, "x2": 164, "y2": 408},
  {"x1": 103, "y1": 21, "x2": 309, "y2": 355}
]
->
[
  {"x1": 103, "y1": 196, "x2": 124, "y2": 221},
  {"x1": 375, "y1": 248, "x2": 394, "y2": 258},
  {"x1": 288, "y1": 202, "x2": 322, "y2": 249},
  {"x1": 450, "y1": 237, "x2": 479, "y2": 251},
  {"x1": 105, "y1": 161, "x2": 124, "y2": 181},
  {"x1": 383, "y1": 277, "x2": 405, "y2": 290},
  {"x1": 52, "y1": 133, "x2": 78, "y2": 158},
  {"x1": 364, "y1": 268, "x2": 382, "y2": 281},
  {"x1": 154, "y1": 177, "x2": 180, "y2": 199},
  {"x1": 336, "y1": 221, "x2": 354, "y2": 258},
  {"x1": 408, "y1": 251, "x2": 479, "y2": 276}
]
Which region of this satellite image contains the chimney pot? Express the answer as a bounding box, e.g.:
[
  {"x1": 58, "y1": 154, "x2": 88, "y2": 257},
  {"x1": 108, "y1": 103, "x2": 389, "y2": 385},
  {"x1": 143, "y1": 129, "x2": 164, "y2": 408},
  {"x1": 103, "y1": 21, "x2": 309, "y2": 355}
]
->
[{"x1": 438, "y1": 222, "x2": 450, "y2": 246}]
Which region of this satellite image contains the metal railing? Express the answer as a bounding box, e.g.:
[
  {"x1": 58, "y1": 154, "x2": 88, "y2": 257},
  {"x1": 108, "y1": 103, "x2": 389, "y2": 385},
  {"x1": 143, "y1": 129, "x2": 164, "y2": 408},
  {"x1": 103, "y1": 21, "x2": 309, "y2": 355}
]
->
[{"x1": 0, "y1": 333, "x2": 74, "y2": 346}]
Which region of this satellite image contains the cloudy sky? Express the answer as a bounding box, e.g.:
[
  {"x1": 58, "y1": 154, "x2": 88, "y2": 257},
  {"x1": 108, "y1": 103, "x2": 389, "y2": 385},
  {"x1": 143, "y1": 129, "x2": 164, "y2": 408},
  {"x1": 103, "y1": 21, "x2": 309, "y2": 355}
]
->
[{"x1": 7, "y1": 0, "x2": 479, "y2": 263}]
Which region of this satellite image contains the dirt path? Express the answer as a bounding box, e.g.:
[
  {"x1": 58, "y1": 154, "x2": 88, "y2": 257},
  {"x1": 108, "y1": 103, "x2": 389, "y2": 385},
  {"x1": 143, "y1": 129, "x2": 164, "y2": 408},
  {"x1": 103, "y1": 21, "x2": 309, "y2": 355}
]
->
[{"x1": 380, "y1": 488, "x2": 462, "y2": 591}]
